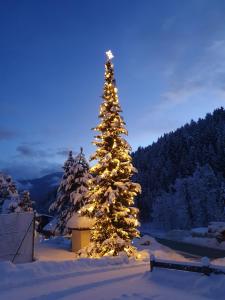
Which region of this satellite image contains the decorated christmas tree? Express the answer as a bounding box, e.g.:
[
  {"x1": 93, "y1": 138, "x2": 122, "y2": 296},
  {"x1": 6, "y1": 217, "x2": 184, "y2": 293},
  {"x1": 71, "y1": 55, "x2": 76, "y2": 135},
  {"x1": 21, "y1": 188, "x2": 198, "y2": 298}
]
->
[
  {"x1": 81, "y1": 51, "x2": 141, "y2": 257},
  {"x1": 50, "y1": 148, "x2": 91, "y2": 234}
]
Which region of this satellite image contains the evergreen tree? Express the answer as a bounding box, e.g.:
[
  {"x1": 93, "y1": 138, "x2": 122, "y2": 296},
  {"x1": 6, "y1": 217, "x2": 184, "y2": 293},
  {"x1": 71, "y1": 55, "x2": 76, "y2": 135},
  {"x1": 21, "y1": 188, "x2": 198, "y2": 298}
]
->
[
  {"x1": 70, "y1": 147, "x2": 91, "y2": 212},
  {"x1": 8, "y1": 191, "x2": 33, "y2": 213},
  {"x1": 81, "y1": 51, "x2": 141, "y2": 257},
  {"x1": 64, "y1": 150, "x2": 75, "y2": 173},
  {"x1": 152, "y1": 164, "x2": 225, "y2": 229},
  {"x1": 50, "y1": 149, "x2": 91, "y2": 234},
  {"x1": 0, "y1": 173, "x2": 19, "y2": 213},
  {"x1": 133, "y1": 107, "x2": 225, "y2": 222},
  {"x1": 19, "y1": 191, "x2": 33, "y2": 212}
]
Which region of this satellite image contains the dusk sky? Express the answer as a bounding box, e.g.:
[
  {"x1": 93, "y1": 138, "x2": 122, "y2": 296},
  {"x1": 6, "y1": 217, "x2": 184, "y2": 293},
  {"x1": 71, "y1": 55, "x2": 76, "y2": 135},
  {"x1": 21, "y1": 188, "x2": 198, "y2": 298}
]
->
[{"x1": 1, "y1": 0, "x2": 225, "y2": 179}]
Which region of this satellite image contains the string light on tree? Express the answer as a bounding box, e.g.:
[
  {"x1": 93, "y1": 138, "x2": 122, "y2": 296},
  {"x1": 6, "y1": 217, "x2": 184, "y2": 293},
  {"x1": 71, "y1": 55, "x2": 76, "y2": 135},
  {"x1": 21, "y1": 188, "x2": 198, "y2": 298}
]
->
[{"x1": 80, "y1": 51, "x2": 141, "y2": 258}]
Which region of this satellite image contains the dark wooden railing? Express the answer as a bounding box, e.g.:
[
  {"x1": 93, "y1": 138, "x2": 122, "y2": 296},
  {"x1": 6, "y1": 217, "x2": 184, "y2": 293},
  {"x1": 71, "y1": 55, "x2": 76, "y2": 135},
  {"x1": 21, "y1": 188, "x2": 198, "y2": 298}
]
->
[{"x1": 150, "y1": 255, "x2": 225, "y2": 276}]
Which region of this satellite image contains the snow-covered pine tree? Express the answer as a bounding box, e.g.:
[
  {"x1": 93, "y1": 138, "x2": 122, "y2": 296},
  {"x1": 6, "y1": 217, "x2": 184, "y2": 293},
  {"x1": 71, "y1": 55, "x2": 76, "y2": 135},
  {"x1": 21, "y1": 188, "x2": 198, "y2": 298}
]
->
[
  {"x1": 49, "y1": 150, "x2": 75, "y2": 224},
  {"x1": 50, "y1": 148, "x2": 91, "y2": 234},
  {"x1": 63, "y1": 150, "x2": 74, "y2": 173},
  {"x1": 0, "y1": 173, "x2": 19, "y2": 213},
  {"x1": 81, "y1": 51, "x2": 141, "y2": 257},
  {"x1": 8, "y1": 191, "x2": 33, "y2": 213},
  {"x1": 70, "y1": 147, "x2": 91, "y2": 212},
  {"x1": 20, "y1": 191, "x2": 33, "y2": 212}
]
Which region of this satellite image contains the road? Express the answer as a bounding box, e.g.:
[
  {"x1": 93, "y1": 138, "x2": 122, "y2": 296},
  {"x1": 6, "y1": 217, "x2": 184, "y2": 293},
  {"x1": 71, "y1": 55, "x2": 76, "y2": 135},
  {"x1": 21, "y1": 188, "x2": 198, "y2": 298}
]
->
[{"x1": 156, "y1": 237, "x2": 225, "y2": 259}]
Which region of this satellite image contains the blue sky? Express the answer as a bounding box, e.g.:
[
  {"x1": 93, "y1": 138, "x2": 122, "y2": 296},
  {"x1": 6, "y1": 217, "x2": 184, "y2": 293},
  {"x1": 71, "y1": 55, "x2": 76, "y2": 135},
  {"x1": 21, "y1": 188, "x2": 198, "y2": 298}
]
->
[{"x1": 1, "y1": 0, "x2": 225, "y2": 179}]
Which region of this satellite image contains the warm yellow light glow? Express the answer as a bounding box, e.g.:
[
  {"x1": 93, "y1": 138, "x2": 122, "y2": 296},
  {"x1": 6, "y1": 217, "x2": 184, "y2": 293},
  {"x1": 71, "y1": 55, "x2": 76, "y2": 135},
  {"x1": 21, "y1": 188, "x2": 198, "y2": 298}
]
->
[
  {"x1": 136, "y1": 253, "x2": 142, "y2": 259},
  {"x1": 87, "y1": 205, "x2": 94, "y2": 212}
]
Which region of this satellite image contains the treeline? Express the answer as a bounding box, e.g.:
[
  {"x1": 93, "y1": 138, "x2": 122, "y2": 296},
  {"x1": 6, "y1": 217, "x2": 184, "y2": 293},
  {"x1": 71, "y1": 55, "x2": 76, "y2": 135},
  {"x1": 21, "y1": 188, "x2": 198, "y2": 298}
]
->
[{"x1": 133, "y1": 107, "x2": 225, "y2": 228}]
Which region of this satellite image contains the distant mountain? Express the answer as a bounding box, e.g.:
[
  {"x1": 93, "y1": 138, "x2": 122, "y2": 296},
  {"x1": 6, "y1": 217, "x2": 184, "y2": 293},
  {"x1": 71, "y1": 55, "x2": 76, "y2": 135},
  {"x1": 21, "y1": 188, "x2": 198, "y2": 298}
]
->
[
  {"x1": 18, "y1": 172, "x2": 62, "y2": 214},
  {"x1": 133, "y1": 107, "x2": 225, "y2": 228}
]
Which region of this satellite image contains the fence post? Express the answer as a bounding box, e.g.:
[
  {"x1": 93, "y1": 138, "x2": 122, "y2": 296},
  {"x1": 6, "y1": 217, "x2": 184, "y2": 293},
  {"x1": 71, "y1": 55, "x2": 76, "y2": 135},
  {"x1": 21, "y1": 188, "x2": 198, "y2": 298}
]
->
[
  {"x1": 150, "y1": 254, "x2": 155, "y2": 272},
  {"x1": 32, "y1": 212, "x2": 35, "y2": 261}
]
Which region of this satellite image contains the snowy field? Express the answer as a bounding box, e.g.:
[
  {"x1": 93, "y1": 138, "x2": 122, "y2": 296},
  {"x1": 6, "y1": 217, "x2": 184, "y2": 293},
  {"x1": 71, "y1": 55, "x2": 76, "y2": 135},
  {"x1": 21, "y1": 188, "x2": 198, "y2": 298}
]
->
[{"x1": 0, "y1": 236, "x2": 225, "y2": 300}]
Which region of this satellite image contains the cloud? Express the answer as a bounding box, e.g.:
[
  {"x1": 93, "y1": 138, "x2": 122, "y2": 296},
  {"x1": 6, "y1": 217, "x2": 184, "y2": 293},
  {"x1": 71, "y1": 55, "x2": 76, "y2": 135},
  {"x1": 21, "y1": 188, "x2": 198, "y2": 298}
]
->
[
  {"x1": 1, "y1": 160, "x2": 61, "y2": 180},
  {"x1": 16, "y1": 145, "x2": 36, "y2": 157},
  {"x1": 16, "y1": 144, "x2": 53, "y2": 158},
  {"x1": 56, "y1": 148, "x2": 70, "y2": 157},
  {"x1": 153, "y1": 37, "x2": 225, "y2": 112},
  {"x1": 133, "y1": 37, "x2": 225, "y2": 148},
  {"x1": 16, "y1": 144, "x2": 79, "y2": 159},
  {"x1": 2, "y1": 144, "x2": 70, "y2": 179},
  {"x1": 0, "y1": 128, "x2": 17, "y2": 140},
  {"x1": 39, "y1": 165, "x2": 62, "y2": 176},
  {"x1": 8, "y1": 144, "x2": 79, "y2": 179}
]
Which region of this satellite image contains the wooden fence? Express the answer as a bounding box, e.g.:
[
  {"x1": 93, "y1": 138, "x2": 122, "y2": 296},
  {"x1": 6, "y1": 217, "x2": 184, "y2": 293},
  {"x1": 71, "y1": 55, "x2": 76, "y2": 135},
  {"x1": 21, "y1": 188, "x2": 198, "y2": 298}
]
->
[{"x1": 150, "y1": 255, "x2": 225, "y2": 276}]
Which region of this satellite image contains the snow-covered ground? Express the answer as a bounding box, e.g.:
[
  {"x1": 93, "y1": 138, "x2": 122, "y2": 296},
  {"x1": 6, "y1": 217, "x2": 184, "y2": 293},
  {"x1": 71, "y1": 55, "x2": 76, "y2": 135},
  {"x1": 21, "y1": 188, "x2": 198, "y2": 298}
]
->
[
  {"x1": 1, "y1": 236, "x2": 225, "y2": 300},
  {"x1": 35, "y1": 235, "x2": 190, "y2": 263},
  {"x1": 34, "y1": 236, "x2": 75, "y2": 261}
]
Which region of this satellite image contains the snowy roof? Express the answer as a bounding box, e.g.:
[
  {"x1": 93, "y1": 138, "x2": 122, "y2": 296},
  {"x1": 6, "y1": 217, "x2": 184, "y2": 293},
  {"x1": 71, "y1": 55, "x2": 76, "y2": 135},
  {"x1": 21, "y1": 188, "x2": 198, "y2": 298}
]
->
[
  {"x1": 43, "y1": 217, "x2": 58, "y2": 232},
  {"x1": 36, "y1": 213, "x2": 53, "y2": 218},
  {"x1": 67, "y1": 213, "x2": 95, "y2": 229}
]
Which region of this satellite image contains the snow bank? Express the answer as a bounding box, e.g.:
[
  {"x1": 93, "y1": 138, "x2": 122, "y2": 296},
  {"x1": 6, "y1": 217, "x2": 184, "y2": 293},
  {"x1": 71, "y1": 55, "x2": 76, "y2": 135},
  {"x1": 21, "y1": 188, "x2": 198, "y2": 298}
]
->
[
  {"x1": 191, "y1": 227, "x2": 208, "y2": 237},
  {"x1": 212, "y1": 257, "x2": 225, "y2": 266},
  {"x1": 208, "y1": 222, "x2": 225, "y2": 233},
  {"x1": 135, "y1": 235, "x2": 191, "y2": 262},
  {"x1": 0, "y1": 253, "x2": 145, "y2": 290}
]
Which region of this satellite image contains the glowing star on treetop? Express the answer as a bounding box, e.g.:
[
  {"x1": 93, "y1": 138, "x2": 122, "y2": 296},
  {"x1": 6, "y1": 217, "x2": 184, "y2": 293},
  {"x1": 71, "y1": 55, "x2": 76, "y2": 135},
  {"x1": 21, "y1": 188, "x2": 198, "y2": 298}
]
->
[{"x1": 106, "y1": 50, "x2": 114, "y2": 60}]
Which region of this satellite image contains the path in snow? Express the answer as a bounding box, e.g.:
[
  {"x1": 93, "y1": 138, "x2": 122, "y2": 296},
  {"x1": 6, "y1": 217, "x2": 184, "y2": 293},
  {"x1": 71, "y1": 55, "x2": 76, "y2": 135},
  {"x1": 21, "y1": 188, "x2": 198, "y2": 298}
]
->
[{"x1": 0, "y1": 262, "x2": 208, "y2": 300}]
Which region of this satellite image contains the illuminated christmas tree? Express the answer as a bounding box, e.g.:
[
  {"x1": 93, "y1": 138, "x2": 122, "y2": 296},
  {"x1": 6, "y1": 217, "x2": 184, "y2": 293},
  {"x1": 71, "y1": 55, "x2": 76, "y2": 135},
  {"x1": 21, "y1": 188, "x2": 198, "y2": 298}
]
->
[{"x1": 81, "y1": 51, "x2": 141, "y2": 257}]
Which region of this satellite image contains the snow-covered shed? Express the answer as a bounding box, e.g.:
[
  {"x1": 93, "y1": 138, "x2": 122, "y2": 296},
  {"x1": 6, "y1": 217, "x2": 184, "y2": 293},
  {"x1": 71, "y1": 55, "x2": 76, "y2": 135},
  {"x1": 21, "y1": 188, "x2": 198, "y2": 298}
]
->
[{"x1": 67, "y1": 213, "x2": 94, "y2": 252}]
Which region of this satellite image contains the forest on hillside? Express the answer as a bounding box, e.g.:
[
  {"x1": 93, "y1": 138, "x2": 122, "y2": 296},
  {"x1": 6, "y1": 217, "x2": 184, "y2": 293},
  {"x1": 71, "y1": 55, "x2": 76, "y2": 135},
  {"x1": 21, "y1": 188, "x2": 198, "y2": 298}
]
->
[{"x1": 133, "y1": 107, "x2": 225, "y2": 229}]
